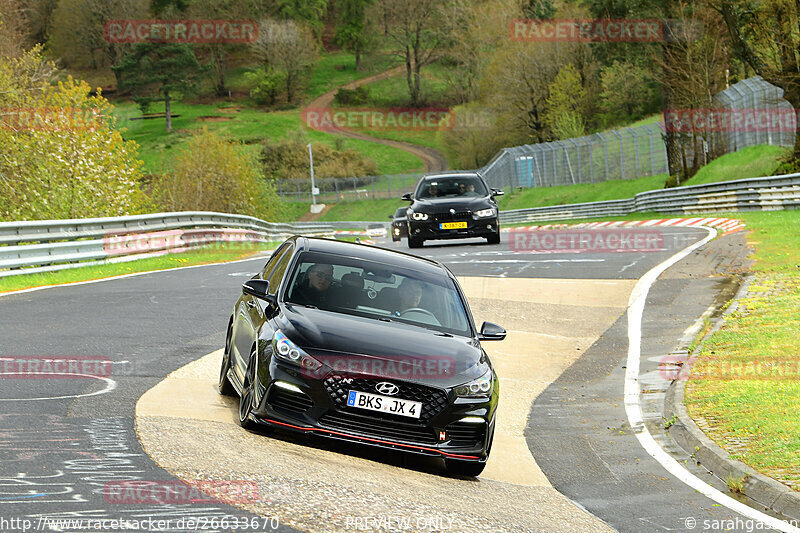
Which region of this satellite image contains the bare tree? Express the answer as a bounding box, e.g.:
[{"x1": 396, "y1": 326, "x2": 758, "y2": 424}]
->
[
  {"x1": 372, "y1": 0, "x2": 458, "y2": 106},
  {"x1": 712, "y1": 0, "x2": 800, "y2": 162},
  {"x1": 0, "y1": 0, "x2": 27, "y2": 58},
  {"x1": 251, "y1": 19, "x2": 318, "y2": 103}
]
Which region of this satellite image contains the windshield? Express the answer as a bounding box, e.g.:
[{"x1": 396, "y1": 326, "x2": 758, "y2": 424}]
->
[
  {"x1": 415, "y1": 176, "x2": 488, "y2": 199},
  {"x1": 285, "y1": 252, "x2": 471, "y2": 336}
]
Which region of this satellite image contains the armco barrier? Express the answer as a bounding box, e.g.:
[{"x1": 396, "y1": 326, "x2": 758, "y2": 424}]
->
[
  {"x1": 2, "y1": 173, "x2": 798, "y2": 277},
  {"x1": 498, "y1": 173, "x2": 800, "y2": 224},
  {"x1": 0, "y1": 211, "x2": 333, "y2": 278}
]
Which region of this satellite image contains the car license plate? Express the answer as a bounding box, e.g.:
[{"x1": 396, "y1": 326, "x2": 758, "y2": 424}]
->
[
  {"x1": 347, "y1": 390, "x2": 422, "y2": 419},
  {"x1": 440, "y1": 221, "x2": 467, "y2": 230}
]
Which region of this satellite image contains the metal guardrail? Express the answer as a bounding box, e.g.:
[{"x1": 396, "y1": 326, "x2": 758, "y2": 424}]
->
[
  {"x1": 0, "y1": 211, "x2": 334, "y2": 278},
  {"x1": 2, "y1": 174, "x2": 798, "y2": 277},
  {"x1": 498, "y1": 174, "x2": 800, "y2": 224}
]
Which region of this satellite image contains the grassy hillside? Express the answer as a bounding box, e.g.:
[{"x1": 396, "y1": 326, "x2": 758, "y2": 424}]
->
[{"x1": 116, "y1": 102, "x2": 422, "y2": 175}]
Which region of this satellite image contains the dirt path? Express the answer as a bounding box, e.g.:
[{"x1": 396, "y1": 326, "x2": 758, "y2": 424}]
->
[{"x1": 306, "y1": 66, "x2": 449, "y2": 173}]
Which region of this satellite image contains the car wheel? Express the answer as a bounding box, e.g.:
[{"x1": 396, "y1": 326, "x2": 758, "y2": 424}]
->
[
  {"x1": 218, "y1": 323, "x2": 236, "y2": 396},
  {"x1": 408, "y1": 235, "x2": 423, "y2": 248},
  {"x1": 238, "y1": 348, "x2": 258, "y2": 429},
  {"x1": 486, "y1": 232, "x2": 501, "y2": 245},
  {"x1": 444, "y1": 458, "x2": 486, "y2": 477}
]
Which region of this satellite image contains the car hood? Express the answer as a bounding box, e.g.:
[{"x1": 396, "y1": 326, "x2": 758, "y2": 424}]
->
[
  {"x1": 411, "y1": 196, "x2": 494, "y2": 213},
  {"x1": 275, "y1": 305, "x2": 487, "y2": 388}
]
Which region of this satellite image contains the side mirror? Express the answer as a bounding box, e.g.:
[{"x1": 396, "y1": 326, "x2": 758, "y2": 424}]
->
[
  {"x1": 478, "y1": 321, "x2": 506, "y2": 341},
  {"x1": 401, "y1": 192, "x2": 413, "y2": 201},
  {"x1": 242, "y1": 279, "x2": 276, "y2": 304},
  {"x1": 389, "y1": 214, "x2": 395, "y2": 219},
  {"x1": 491, "y1": 188, "x2": 505, "y2": 197}
]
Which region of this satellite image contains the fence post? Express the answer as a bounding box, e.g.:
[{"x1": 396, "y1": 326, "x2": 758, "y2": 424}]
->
[
  {"x1": 612, "y1": 130, "x2": 624, "y2": 179},
  {"x1": 628, "y1": 127, "x2": 640, "y2": 177},
  {"x1": 648, "y1": 126, "x2": 656, "y2": 175}
]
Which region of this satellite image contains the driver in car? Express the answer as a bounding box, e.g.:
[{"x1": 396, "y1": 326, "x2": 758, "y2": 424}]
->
[
  {"x1": 293, "y1": 263, "x2": 335, "y2": 308},
  {"x1": 394, "y1": 278, "x2": 423, "y2": 315}
]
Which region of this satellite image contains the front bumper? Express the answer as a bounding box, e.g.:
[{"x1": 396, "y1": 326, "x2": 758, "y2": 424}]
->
[
  {"x1": 250, "y1": 358, "x2": 496, "y2": 461},
  {"x1": 408, "y1": 217, "x2": 499, "y2": 241}
]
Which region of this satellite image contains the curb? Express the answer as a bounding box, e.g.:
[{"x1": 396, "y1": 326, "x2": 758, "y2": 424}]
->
[{"x1": 665, "y1": 275, "x2": 800, "y2": 521}]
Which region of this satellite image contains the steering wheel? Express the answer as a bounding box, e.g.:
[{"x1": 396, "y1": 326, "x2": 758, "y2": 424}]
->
[{"x1": 398, "y1": 307, "x2": 437, "y2": 320}]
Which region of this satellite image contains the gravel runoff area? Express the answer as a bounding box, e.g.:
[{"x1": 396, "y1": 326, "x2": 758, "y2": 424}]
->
[{"x1": 135, "y1": 277, "x2": 631, "y2": 533}]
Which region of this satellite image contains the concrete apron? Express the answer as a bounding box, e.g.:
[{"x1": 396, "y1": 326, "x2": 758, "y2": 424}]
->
[{"x1": 136, "y1": 277, "x2": 634, "y2": 532}]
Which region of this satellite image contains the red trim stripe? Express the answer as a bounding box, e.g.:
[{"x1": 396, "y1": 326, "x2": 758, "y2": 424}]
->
[{"x1": 257, "y1": 417, "x2": 482, "y2": 460}]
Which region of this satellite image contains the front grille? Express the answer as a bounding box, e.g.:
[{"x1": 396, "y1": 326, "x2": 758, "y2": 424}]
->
[
  {"x1": 324, "y1": 375, "x2": 449, "y2": 422},
  {"x1": 267, "y1": 386, "x2": 313, "y2": 414},
  {"x1": 432, "y1": 211, "x2": 471, "y2": 222},
  {"x1": 445, "y1": 421, "x2": 485, "y2": 447},
  {"x1": 319, "y1": 411, "x2": 437, "y2": 445}
]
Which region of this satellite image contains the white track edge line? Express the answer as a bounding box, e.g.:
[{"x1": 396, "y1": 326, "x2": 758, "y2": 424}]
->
[
  {"x1": 0, "y1": 253, "x2": 272, "y2": 299},
  {"x1": 625, "y1": 226, "x2": 800, "y2": 532}
]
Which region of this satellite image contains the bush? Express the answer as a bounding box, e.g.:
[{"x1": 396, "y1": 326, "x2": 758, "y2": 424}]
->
[
  {"x1": 260, "y1": 130, "x2": 377, "y2": 182},
  {"x1": 0, "y1": 47, "x2": 147, "y2": 221},
  {"x1": 333, "y1": 86, "x2": 370, "y2": 106},
  {"x1": 243, "y1": 67, "x2": 287, "y2": 106},
  {"x1": 153, "y1": 128, "x2": 283, "y2": 221}
]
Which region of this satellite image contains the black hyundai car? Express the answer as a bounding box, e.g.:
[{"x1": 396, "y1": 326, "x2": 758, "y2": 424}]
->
[
  {"x1": 403, "y1": 172, "x2": 504, "y2": 248},
  {"x1": 219, "y1": 236, "x2": 505, "y2": 476}
]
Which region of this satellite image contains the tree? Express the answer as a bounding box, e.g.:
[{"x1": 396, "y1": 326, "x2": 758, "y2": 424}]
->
[
  {"x1": 713, "y1": 0, "x2": 800, "y2": 162},
  {"x1": 47, "y1": 0, "x2": 146, "y2": 71},
  {"x1": 154, "y1": 129, "x2": 283, "y2": 221},
  {"x1": 0, "y1": 0, "x2": 26, "y2": 58},
  {"x1": 276, "y1": 0, "x2": 327, "y2": 39},
  {"x1": 481, "y1": 39, "x2": 593, "y2": 144},
  {"x1": 373, "y1": 0, "x2": 458, "y2": 106},
  {"x1": 0, "y1": 48, "x2": 146, "y2": 221},
  {"x1": 17, "y1": 0, "x2": 58, "y2": 45},
  {"x1": 598, "y1": 60, "x2": 659, "y2": 127},
  {"x1": 544, "y1": 63, "x2": 587, "y2": 139},
  {"x1": 187, "y1": 0, "x2": 252, "y2": 96},
  {"x1": 250, "y1": 19, "x2": 318, "y2": 103},
  {"x1": 334, "y1": 0, "x2": 372, "y2": 70},
  {"x1": 112, "y1": 43, "x2": 206, "y2": 132}
]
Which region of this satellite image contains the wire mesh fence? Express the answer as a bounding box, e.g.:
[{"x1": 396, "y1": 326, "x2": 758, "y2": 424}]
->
[
  {"x1": 479, "y1": 76, "x2": 795, "y2": 192},
  {"x1": 275, "y1": 173, "x2": 424, "y2": 202}
]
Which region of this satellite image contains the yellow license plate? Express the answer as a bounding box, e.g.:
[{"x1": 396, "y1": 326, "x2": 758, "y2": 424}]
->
[{"x1": 440, "y1": 221, "x2": 467, "y2": 230}]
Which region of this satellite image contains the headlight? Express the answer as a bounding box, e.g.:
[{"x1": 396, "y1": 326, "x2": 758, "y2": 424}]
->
[
  {"x1": 411, "y1": 211, "x2": 429, "y2": 221},
  {"x1": 455, "y1": 369, "x2": 493, "y2": 398},
  {"x1": 272, "y1": 330, "x2": 322, "y2": 371},
  {"x1": 474, "y1": 208, "x2": 497, "y2": 218}
]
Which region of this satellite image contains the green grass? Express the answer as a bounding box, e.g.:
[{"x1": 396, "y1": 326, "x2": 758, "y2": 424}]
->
[
  {"x1": 306, "y1": 52, "x2": 401, "y2": 100},
  {"x1": 0, "y1": 242, "x2": 276, "y2": 294},
  {"x1": 315, "y1": 198, "x2": 407, "y2": 222},
  {"x1": 496, "y1": 174, "x2": 668, "y2": 211},
  {"x1": 113, "y1": 102, "x2": 422, "y2": 175},
  {"x1": 685, "y1": 210, "x2": 800, "y2": 490},
  {"x1": 683, "y1": 145, "x2": 788, "y2": 185}
]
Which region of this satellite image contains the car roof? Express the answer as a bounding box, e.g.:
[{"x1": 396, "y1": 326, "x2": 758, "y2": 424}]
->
[
  {"x1": 419, "y1": 171, "x2": 483, "y2": 181},
  {"x1": 296, "y1": 236, "x2": 446, "y2": 276}
]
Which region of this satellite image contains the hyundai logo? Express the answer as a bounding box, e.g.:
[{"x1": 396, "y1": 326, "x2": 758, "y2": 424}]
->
[{"x1": 375, "y1": 382, "x2": 399, "y2": 396}]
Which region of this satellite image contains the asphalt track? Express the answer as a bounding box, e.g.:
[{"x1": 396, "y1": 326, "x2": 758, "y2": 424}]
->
[{"x1": 0, "y1": 226, "x2": 787, "y2": 532}]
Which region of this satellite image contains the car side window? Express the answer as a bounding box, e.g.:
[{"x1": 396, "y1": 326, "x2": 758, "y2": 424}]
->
[{"x1": 265, "y1": 245, "x2": 294, "y2": 295}]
